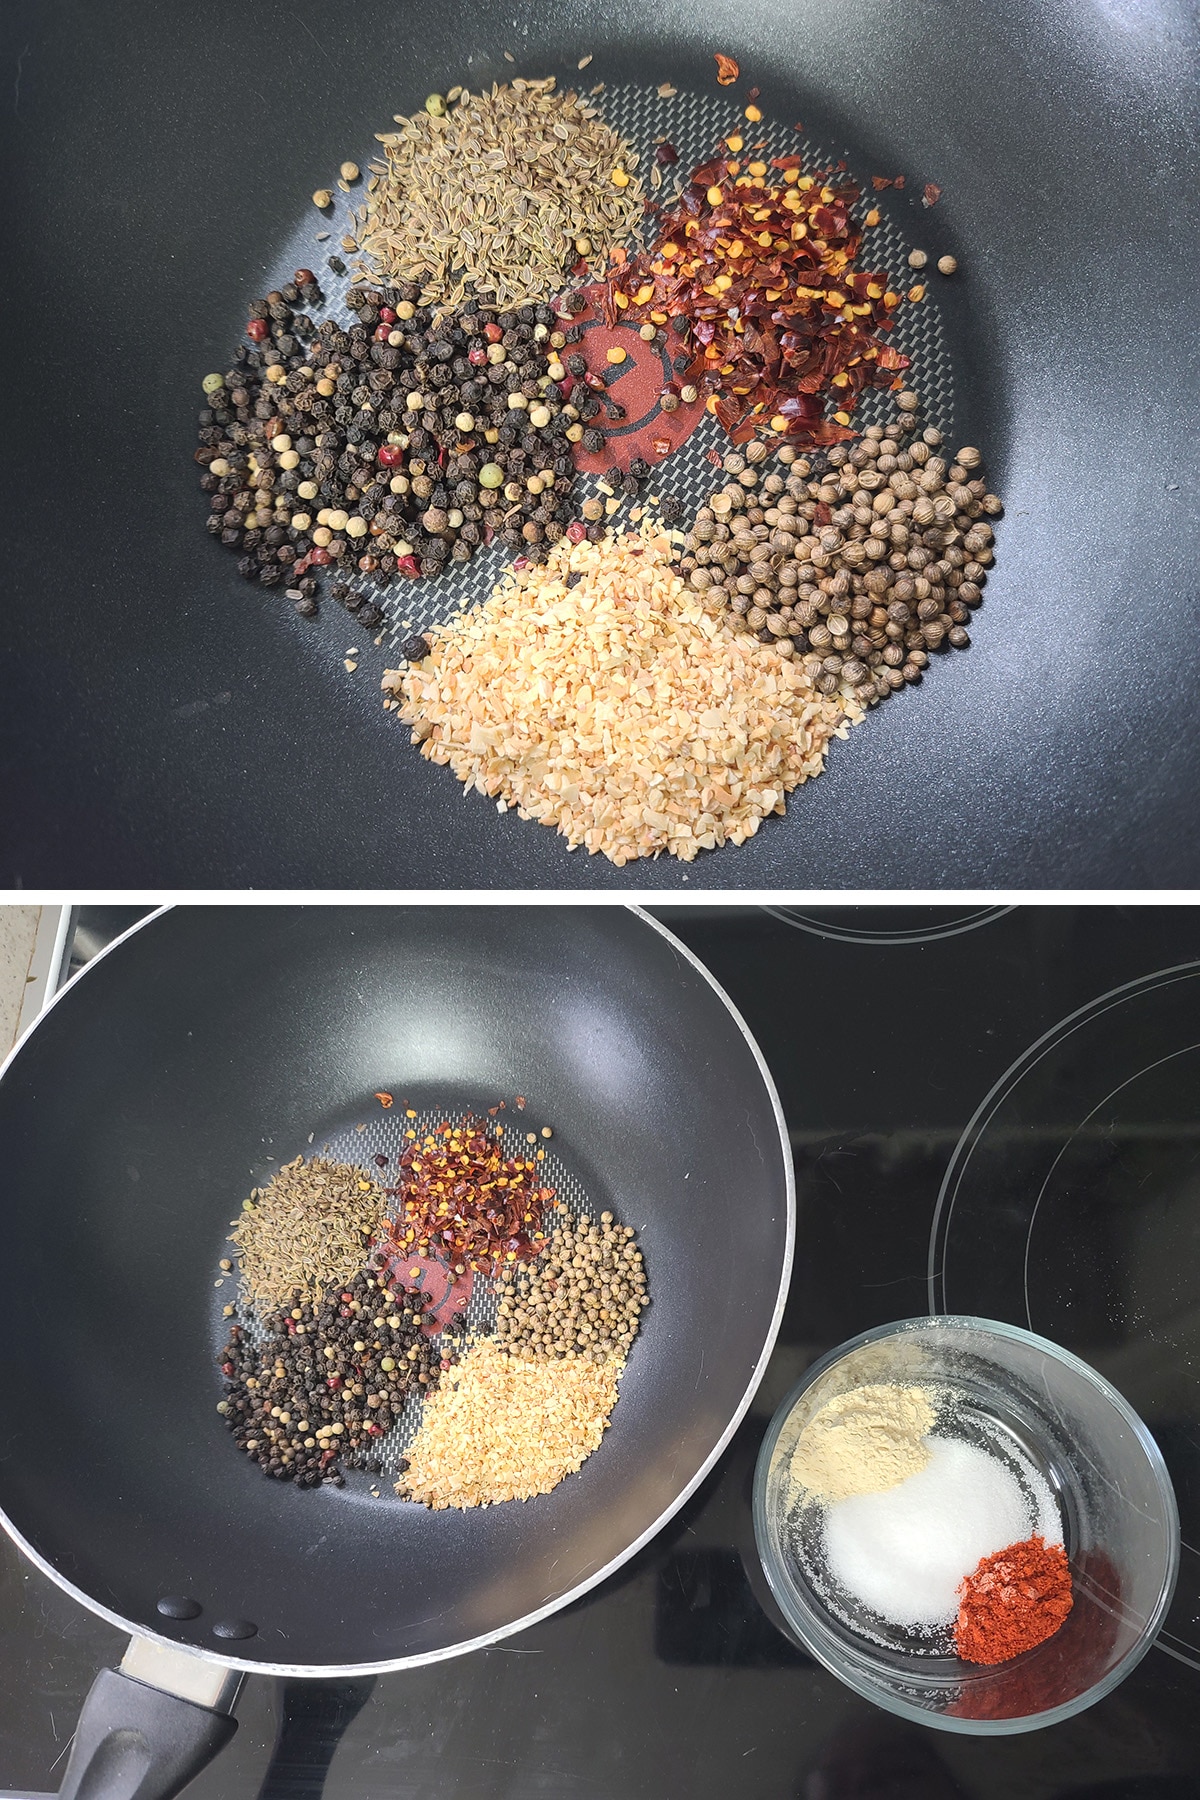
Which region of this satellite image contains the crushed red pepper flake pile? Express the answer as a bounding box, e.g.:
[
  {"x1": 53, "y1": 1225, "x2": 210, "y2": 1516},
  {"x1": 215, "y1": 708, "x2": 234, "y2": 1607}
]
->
[
  {"x1": 383, "y1": 1116, "x2": 555, "y2": 1276},
  {"x1": 601, "y1": 143, "x2": 908, "y2": 448}
]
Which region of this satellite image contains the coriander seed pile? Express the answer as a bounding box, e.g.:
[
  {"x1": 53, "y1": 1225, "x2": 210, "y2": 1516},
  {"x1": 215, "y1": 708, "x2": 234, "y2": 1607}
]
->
[
  {"x1": 495, "y1": 1209, "x2": 648, "y2": 1361},
  {"x1": 687, "y1": 414, "x2": 1001, "y2": 707}
]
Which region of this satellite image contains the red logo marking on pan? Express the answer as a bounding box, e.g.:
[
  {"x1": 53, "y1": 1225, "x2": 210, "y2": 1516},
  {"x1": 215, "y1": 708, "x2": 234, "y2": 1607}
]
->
[
  {"x1": 373, "y1": 1245, "x2": 473, "y2": 1333},
  {"x1": 569, "y1": 286, "x2": 706, "y2": 476}
]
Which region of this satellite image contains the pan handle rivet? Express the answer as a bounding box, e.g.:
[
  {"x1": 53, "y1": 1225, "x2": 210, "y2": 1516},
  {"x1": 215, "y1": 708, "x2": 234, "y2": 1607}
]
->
[
  {"x1": 156, "y1": 1596, "x2": 202, "y2": 1620},
  {"x1": 212, "y1": 1618, "x2": 258, "y2": 1640}
]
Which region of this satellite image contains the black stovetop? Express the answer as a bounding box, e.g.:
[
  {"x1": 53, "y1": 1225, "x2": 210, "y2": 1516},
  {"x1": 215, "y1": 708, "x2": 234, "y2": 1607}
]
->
[{"x1": 3, "y1": 904, "x2": 1200, "y2": 1800}]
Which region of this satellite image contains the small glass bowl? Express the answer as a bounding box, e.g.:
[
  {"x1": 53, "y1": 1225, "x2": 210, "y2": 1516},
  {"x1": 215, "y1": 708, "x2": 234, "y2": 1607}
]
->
[{"x1": 753, "y1": 1315, "x2": 1179, "y2": 1734}]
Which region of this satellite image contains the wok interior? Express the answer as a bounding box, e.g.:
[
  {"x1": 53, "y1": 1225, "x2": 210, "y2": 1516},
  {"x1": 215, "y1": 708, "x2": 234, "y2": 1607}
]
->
[{"x1": 0, "y1": 907, "x2": 789, "y2": 1668}]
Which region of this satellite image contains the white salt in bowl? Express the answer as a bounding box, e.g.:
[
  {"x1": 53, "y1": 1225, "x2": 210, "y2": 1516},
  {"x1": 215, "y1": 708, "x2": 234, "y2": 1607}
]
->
[{"x1": 753, "y1": 1316, "x2": 1179, "y2": 1734}]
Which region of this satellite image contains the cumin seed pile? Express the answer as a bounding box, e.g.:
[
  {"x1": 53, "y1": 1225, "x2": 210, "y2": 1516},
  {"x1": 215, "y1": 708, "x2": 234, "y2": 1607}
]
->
[
  {"x1": 351, "y1": 77, "x2": 646, "y2": 311},
  {"x1": 383, "y1": 528, "x2": 860, "y2": 865},
  {"x1": 229, "y1": 1156, "x2": 385, "y2": 1315}
]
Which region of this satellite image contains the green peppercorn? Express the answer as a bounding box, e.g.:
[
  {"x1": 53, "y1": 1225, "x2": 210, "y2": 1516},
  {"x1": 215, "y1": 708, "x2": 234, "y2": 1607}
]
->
[
  {"x1": 202, "y1": 373, "x2": 225, "y2": 395},
  {"x1": 478, "y1": 462, "x2": 505, "y2": 488},
  {"x1": 425, "y1": 93, "x2": 447, "y2": 116}
]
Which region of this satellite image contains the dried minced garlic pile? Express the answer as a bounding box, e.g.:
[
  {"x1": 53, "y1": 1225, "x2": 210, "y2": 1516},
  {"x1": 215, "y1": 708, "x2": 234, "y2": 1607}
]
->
[
  {"x1": 382, "y1": 529, "x2": 860, "y2": 865},
  {"x1": 398, "y1": 1338, "x2": 622, "y2": 1509}
]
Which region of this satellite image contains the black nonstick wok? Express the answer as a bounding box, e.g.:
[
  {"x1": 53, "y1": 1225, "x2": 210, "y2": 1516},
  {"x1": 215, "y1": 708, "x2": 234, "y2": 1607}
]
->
[
  {"x1": 0, "y1": 905, "x2": 793, "y2": 1799},
  {"x1": 3, "y1": 0, "x2": 1198, "y2": 888}
]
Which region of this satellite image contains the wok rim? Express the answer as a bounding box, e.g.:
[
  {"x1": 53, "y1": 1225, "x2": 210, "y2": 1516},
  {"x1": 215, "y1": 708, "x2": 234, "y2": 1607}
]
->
[{"x1": 0, "y1": 902, "x2": 796, "y2": 1677}]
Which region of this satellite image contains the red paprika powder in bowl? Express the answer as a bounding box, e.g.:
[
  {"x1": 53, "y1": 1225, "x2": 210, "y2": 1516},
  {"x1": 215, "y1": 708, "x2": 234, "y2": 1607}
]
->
[
  {"x1": 753, "y1": 1315, "x2": 1179, "y2": 1734},
  {"x1": 955, "y1": 1535, "x2": 1073, "y2": 1665}
]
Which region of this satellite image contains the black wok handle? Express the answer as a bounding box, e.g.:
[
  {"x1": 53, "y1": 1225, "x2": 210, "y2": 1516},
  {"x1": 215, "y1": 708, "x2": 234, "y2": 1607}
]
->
[{"x1": 56, "y1": 1668, "x2": 237, "y2": 1800}]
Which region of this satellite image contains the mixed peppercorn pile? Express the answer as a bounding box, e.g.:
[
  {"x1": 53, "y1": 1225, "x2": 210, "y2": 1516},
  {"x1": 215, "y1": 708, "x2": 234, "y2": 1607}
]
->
[
  {"x1": 196, "y1": 275, "x2": 602, "y2": 625},
  {"x1": 218, "y1": 1266, "x2": 448, "y2": 1485}
]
